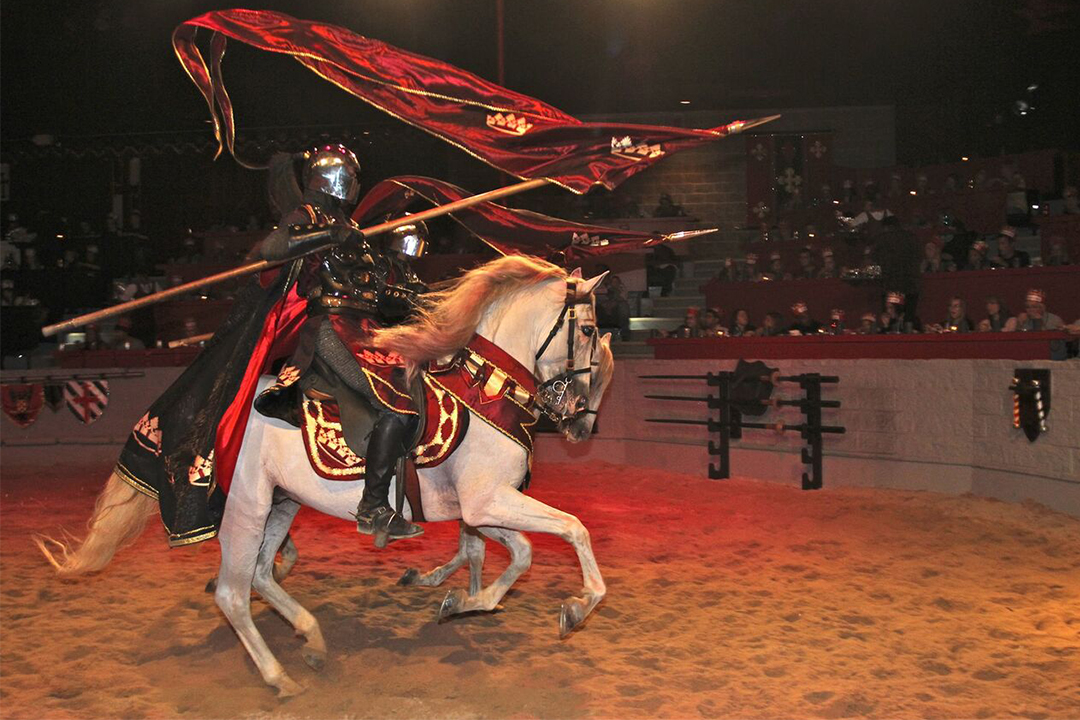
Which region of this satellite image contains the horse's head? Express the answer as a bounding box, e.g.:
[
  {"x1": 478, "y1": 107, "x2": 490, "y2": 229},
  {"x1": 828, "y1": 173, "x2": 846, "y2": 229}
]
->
[{"x1": 533, "y1": 269, "x2": 613, "y2": 443}]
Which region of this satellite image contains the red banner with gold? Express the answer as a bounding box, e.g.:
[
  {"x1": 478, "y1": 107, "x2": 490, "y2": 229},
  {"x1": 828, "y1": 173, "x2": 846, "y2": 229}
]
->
[
  {"x1": 353, "y1": 176, "x2": 705, "y2": 262},
  {"x1": 174, "y1": 9, "x2": 766, "y2": 193}
]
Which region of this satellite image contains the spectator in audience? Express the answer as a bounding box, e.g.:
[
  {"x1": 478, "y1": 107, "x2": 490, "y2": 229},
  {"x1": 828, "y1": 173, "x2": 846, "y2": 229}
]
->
[
  {"x1": 762, "y1": 251, "x2": 790, "y2": 281},
  {"x1": 108, "y1": 316, "x2": 146, "y2": 350},
  {"x1": 652, "y1": 193, "x2": 687, "y2": 218},
  {"x1": 0, "y1": 278, "x2": 16, "y2": 306},
  {"x1": 847, "y1": 195, "x2": 895, "y2": 237},
  {"x1": 671, "y1": 308, "x2": 699, "y2": 338},
  {"x1": 914, "y1": 173, "x2": 933, "y2": 196},
  {"x1": 697, "y1": 307, "x2": 726, "y2": 338},
  {"x1": 827, "y1": 309, "x2": 845, "y2": 335},
  {"x1": 1062, "y1": 186, "x2": 1079, "y2": 215},
  {"x1": 920, "y1": 241, "x2": 954, "y2": 273},
  {"x1": 1016, "y1": 289, "x2": 1064, "y2": 331},
  {"x1": 961, "y1": 240, "x2": 993, "y2": 271},
  {"x1": 646, "y1": 243, "x2": 678, "y2": 297},
  {"x1": 740, "y1": 253, "x2": 760, "y2": 282},
  {"x1": 786, "y1": 301, "x2": 822, "y2": 335},
  {"x1": 928, "y1": 297, "x2": 974, "y2": 333},
  {"x1": 795, "y1": 246, "x2": 818, "y2": 279},
  {"x1": 858, "y1": 312, "x2": 878, "y2": 335},
  {"x1": 886, "y1": 173, "x2": 904, "y2": 199},
  {"x1": 595, "y1": 272, "x2": 630, "y2": 341},
  {"x1": 716, "y1": 258, "x2": 740, "y2": 283},
  {"x1": 841, "y1": 179, "x2": 858, "y2": 204},
  {"x1": 1043, "y1": 237, "x2": 1072, "y2": 266},
  {"x1": 991, "y1": 227, "x2": 1029, "y2": 268},
  {"x1": 978, "y1": 296, "x2": 1017, "y2": 332},
  {"x1": 817, "y1": 248, "x2": 839, "y2": 279},
  {"x1": 728, "y1": 308, "x2": 756, "y2": 337},
  {"x1": 759, "y1": 312, "x2": 785, "y2": 337},
  {"x1": 880, "y1": 291, "x2": 920, "y2": 334}
]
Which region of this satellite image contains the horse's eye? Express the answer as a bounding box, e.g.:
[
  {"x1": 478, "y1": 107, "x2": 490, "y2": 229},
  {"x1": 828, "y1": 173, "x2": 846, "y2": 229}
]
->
[{"x1": 581, "y1": 325, "x2": 595, "y2": 337}]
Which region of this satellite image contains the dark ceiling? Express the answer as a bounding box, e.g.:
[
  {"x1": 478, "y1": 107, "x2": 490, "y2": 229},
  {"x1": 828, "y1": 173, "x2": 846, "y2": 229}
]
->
[{"x1": 2, "y1": 0, "x2": 1077, "y2": 163}]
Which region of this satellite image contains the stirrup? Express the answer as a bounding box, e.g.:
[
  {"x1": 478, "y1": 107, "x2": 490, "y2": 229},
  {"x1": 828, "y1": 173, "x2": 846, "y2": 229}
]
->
[{"x1": 356, "y1": 506, "x2": 423, "y2": 547}]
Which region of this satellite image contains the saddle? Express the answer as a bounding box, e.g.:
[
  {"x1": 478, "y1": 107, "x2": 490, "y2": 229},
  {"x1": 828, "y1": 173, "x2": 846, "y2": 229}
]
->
[{"x1": 254, "y1": 359, "x2": 469, "y2": 520}]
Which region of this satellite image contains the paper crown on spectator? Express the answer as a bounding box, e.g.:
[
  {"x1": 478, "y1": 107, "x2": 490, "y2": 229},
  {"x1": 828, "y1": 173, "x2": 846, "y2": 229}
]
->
[
  {"x1": 998, "y1": 226, "x2": 1017, "y2": 239},
  {"x1": 685, "y1": 307, "x2": 699, "y2": 315},
  {"x1": 886, "y1": 291, "x2": 905, "y2": 305},
  {"x1": 1026, "y1": 288, "x2": 1046, "y2": 304},
  {"x1": 769, "y1": 251, "x2": 782, "y2": 260},
  {"x1": 861, "y1": 312, "x2": 877, "y2": 322},
  {"x1": 972, "y1": 240, "x2": 988, "y2": 253},
  {"x1": 791, "y1": 301, "x2": 808, "y2": 314},
  {"x1": 745, "y1": 253, "x2": 758, "y2": 264},
  {"x1": 830, "y1": 308, "x2": 845, "y2": 319},
  {"x1": 821, "y1": 247, "x2": 834, "y2": 257}
]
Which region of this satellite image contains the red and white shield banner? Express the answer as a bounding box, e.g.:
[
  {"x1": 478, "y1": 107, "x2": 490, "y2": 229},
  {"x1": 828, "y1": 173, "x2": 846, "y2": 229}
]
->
[
  {"x1": 1, "y1": 383, "x2": 44, "y2": 428},
  {"x1": 63, "y1": 380, "x2": 110, "y2": 425}
]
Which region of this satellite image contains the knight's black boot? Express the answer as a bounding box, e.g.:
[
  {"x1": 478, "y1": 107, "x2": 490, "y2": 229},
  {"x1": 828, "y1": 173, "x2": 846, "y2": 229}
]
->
[{"x1": 356, "y1": 415, "x2": 423, "y2": 546}]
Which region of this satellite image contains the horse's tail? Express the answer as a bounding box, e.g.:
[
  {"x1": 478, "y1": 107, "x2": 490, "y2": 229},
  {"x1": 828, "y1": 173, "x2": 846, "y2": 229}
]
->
[{"x1": 35, "y1": 471, "x2": 157, "y2": 575}]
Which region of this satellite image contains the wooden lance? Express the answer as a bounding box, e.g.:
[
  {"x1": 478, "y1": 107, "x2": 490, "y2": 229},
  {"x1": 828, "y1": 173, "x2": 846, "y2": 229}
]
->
[{"x1": 41, "y1": 177, "x2": 549, "y2": 338}]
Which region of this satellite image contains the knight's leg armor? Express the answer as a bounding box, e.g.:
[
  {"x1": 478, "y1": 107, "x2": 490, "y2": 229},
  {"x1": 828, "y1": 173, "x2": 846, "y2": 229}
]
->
[
  {"x1": 355, "y1": 414, "x2": 423, "y2": 543},
  {"x1": 312, "y1": 321, "x2": 423, "y2": 544}
]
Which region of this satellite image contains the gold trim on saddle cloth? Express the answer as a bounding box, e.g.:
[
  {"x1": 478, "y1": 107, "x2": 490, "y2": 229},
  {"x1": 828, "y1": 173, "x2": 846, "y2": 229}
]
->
[
  {"x1": 412, "y1": 374, "x2": 463, "y2": 467},
  {"x1": 424, "y1": 372, "x2": 537, "y2": 457},
  {"x1": 302, "y1": 398, "x2": 366, "y2": 479}
]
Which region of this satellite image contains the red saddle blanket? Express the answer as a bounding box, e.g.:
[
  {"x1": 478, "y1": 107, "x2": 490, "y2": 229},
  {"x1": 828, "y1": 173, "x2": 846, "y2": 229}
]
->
[
  {"x1": 300, "y1": 372, "x2": 467, "y2": 481},
  {"x1": 298, "y1": 333, "x2": 539, "y2": 484}
]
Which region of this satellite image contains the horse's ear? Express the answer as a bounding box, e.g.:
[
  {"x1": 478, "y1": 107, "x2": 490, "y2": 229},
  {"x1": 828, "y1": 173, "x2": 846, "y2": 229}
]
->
[
  {"x1": 569, "y1": 267, "x2": 584, "y2": 279},
  {"x1": 578, "y1": 270, "x2": 609, "y2": 297},
  {"x1": 600, "y1": 332, "x2": 612, "y2": 348}
]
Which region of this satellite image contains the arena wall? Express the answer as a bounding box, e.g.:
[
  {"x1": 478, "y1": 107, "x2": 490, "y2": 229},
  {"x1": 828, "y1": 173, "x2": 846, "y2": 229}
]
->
[
  {"x1": 2, "y1": 357, "x2": 1076, "y2": 516},
  {"x1": 537, "y1": 358, "x2": 1080, "y2": 517}
]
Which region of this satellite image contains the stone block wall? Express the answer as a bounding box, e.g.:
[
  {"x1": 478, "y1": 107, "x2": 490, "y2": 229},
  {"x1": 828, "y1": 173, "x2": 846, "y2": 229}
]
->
[{"x1": 538, "y1": 357, "x2": 1080, "y2": 516}]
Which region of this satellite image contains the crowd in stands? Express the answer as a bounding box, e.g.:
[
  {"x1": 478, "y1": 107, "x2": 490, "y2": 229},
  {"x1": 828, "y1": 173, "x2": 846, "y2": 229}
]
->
[{"x1": 663, "y1": 288, "x2": 1075, "y2": 340}]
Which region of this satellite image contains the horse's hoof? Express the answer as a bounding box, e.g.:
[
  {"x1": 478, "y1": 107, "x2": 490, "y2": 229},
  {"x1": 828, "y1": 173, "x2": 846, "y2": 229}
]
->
[
  {"x1": 204, "y1": 577, "x2": 217, "y2": 593},
  {"x1": 274, "y1": 675, "x2": 306, "y2": 699},
  {"x1": 438, "y1": 589, "x2": 467, "y2": 621},
  {"x1": 559, "y1": 597, "x2": 587, "y2": 639},
  {"x1": 398, "y1": 568, "x2": 421, "y2": 586},
  {"x1": 302, "y1": 647, "x2": 326, "y2": 672}
]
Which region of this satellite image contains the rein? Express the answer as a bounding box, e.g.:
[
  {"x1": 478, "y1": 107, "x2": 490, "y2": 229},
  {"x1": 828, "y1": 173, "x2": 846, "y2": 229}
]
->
[{"x1": 534, "y1": 278, "x2": 598, "y2": 423}]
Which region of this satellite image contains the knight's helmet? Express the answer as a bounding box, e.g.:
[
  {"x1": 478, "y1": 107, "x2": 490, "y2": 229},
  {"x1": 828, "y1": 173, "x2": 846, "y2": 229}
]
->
[
  {"x1": 302, "y1": 144, "x2": 361, "y2": 204},
  {"x1": 387, "y1": 217, "x2": 428, "y2": 259}
]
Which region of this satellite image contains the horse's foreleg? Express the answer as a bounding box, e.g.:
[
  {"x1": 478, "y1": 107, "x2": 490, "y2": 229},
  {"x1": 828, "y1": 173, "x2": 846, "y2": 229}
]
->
[
  {"x1": 250, "y1": 497, "x2": 326, "y2": 672},
  {"x1": 461, "y1": 486, "x2": 605, "y2": 638},
  {"x1": 216, "y1": 494, "x2": 303, "y2": 697},
  {"x1": 438, "y1": 526, "x2": 531, "y2": 621},
  {"x1": 398, "y1": 521, "x2": 481, "y2": 589}
]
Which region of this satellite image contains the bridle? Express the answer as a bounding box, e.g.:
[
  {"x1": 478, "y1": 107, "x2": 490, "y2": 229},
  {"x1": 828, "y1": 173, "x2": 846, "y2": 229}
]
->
[{"x1": 533, "y1": 278, "x2": 599, "y2": 425}]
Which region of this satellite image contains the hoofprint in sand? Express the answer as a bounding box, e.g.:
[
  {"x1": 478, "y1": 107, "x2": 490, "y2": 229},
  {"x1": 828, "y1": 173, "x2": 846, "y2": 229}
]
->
[{"x1": 2, "y1": 460, "x2": 1078, "y2": 719}]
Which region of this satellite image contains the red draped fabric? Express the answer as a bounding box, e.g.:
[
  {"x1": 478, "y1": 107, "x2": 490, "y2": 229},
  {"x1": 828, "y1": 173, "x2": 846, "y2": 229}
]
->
[
  {"x1": 212, "y1": 272, "x2": 307, "y2": 494},
  {"x1": 352, "y1": 176, "x2": 703, "y2": 262},
  {"x1": 174, "y1": 9, "x2": 760, "y2": 193}
]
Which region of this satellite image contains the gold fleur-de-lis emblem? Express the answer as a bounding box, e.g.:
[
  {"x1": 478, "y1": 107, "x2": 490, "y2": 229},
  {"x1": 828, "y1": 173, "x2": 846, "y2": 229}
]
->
[{"x1": 751, "y1": 143, "x2": 768, "y2": 161}]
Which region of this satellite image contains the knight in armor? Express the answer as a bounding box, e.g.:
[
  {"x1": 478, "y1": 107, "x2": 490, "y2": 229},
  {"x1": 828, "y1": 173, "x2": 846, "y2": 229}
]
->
[{"x1": 257, "y1": 144, "x2": 428, "y2": 544}]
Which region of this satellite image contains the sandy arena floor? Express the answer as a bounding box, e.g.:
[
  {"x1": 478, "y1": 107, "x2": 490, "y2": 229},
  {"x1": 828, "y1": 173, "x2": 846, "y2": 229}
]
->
[{"x1": 1, "y1": 460, "x2": 1078, "y2": 719}]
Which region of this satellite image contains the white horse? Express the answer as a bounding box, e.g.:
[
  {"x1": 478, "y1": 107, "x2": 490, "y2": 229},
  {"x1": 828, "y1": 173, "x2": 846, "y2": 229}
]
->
[{"x1": 39, "y1": 255, "x2": 615, "y2": 697}]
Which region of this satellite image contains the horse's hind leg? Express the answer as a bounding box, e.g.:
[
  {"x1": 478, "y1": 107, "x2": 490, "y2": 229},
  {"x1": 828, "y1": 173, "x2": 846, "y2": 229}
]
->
[
  {"x1": 398, "y1": 521, "x2": 483, "y2": 589},
  {"x1": 206, "y1": 531, "x2": 297, "y2": 593},
  {"x1": 250, "y1": 497, "x2": 327, "y2": 672},
  {"x1": 461, "y1": 486, "x2": 605, "y2": 638},
  {"x1": 438, "y1": 526, "x2": 531, "y2": 621},
  {"x1": 215, "y1": 490, "x2": 303, "y2": 697}
]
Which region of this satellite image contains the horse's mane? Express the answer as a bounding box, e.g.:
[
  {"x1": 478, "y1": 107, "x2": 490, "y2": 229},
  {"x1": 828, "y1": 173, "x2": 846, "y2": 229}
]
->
[{"x1": 374, "y1": 254, "x2": 567, "y2": 376}]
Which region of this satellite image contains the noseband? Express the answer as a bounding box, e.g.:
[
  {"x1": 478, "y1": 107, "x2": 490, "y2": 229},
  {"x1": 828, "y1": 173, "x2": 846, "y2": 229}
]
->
[{"x1": 534, "y1": 278, "x2": 598, "y2": 424}]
